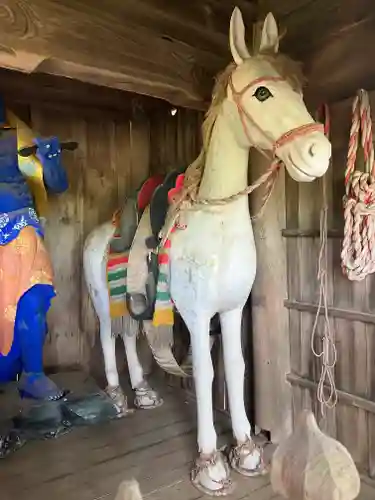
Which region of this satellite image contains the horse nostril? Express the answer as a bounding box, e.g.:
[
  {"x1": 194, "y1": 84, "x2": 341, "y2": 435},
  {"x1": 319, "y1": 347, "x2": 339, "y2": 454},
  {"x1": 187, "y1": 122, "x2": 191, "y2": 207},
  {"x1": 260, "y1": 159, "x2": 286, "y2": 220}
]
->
[{"x1": 308, "y1": 143, "x2": 317, "y2": 157}]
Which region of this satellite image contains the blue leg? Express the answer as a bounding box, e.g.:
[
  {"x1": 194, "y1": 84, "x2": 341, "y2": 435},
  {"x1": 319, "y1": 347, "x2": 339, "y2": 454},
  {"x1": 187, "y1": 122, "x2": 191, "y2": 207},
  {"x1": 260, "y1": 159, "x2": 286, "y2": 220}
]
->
[
  {"x1": 15, "y1": 284, "x2": 65, "y2": 401},
  {"x1": 0, "y1": 336, "x2": 22, "y2": 384}
]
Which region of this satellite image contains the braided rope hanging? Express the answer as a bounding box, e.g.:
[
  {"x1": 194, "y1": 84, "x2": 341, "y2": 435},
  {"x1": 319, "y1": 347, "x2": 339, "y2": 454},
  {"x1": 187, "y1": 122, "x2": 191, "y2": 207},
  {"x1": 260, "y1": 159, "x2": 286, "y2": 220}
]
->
[{"x1": 341, "y1": 89, "x2": 375, "y2": 281}]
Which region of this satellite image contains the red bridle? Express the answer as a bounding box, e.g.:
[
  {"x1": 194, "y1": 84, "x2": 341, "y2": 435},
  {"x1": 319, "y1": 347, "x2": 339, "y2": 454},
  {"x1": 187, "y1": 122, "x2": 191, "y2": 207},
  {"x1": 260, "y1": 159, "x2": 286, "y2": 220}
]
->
[{"x1": 229, "y1": 75, "x2": 324, "y2": 157}]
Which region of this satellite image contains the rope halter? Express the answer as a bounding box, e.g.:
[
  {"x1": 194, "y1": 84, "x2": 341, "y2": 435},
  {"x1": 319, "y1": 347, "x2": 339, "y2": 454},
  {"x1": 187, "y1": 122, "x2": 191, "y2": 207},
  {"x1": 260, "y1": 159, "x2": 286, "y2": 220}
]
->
[
  {"x1": 160, "y1": 72, "x2": 327, "y2": 246},
  {"x1": 228, "y1": 74, "x2": 324, "y2": 160}
]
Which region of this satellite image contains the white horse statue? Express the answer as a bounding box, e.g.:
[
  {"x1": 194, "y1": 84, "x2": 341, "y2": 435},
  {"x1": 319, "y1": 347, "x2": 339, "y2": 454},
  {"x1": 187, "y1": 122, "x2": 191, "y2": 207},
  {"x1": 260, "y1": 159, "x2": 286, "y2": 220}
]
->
[{"x1": 83, "y1": 7, "x2": 331, "y2": 495}]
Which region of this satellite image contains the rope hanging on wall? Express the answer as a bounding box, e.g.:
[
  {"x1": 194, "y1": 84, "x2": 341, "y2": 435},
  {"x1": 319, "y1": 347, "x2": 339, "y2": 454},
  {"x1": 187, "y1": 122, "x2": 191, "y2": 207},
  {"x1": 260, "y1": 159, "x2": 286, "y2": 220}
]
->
[
  {"x1": 341, "y1": 89, "x2": 375, "y2": 281},
  {"x1": 310, "y1": 104, "x2": 338, "y2": 416}
]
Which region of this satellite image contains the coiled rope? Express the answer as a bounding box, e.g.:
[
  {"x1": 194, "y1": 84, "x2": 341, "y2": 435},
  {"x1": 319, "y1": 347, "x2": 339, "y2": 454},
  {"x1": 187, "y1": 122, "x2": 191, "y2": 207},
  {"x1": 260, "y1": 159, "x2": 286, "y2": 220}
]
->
[
  {"x1": 311, "y1": 104, "x2": 338, "y2": 417},
  {"x1": 341, "y1": 89, "x2": 375, "y2": 281}
]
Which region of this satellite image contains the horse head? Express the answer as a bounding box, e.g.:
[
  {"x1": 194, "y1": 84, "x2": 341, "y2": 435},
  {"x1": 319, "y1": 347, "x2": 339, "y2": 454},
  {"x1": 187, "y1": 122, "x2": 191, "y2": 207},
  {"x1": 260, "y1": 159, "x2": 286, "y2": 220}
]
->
[{"x1": 226, "y1": 8, "x2": 331, "y2": 182}]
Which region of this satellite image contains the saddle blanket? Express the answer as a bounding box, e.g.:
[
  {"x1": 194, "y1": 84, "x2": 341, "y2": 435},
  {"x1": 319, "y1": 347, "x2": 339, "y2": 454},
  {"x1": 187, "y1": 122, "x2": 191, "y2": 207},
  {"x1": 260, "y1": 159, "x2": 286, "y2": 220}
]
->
[
  {"x1": 105, "y1": 171, "x2": 186, "y2": 324},
  {"x1": 106, "y1": 211, "x2": 129, "y2": 319},
  {"x1": 105, "y1": 208, "x2": 174, "y2": 325}
]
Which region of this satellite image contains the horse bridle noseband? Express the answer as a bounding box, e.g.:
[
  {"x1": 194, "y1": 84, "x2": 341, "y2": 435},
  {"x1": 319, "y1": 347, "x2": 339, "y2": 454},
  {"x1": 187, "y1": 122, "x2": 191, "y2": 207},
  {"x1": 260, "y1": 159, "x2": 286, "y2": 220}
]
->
[{"x1": 229, "y1": 75, "x2": 324, "y2": 158}]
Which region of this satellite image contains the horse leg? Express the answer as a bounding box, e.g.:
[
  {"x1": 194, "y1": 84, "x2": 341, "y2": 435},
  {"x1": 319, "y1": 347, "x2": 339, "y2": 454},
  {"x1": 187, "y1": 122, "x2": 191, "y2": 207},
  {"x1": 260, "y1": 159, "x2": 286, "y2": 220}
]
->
[
  {"x1": 122, "y1": 318, "x2": 163, "y2": 409},
  {"x1": 99, "y1": 315, "x2": 132, "y2": 416},
  {"x1": 17, "y1": 284, "x2": 64, "y2": 401},
  {"x1": 182, "y1": 314, "x2": 233, "y2": 496},
  {"x1": 220, "y1": 307, "x2": 266, "y2": 476}
]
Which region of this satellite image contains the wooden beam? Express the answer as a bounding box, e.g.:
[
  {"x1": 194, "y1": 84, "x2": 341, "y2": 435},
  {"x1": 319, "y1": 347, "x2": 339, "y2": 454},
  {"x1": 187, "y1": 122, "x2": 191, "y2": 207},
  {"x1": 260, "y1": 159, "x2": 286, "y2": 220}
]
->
[
  {"x1": 0, "y1": 0, "x2": 257, "y2": 110},
  {"x1": 287, "y1": 372, "x2": 375, "y2": 415},
  {"x1": 0, "y1": 68, "x2": 172, "y2": 119},
  {"x1": 282, "y1": 228, "x2": 343, "y2": 238},
  {"x1": 284, "y1": 299, "x2": 375, "y2": 325},
  {"x1": 0, "y1": 68, "x2": 169, "y2": 116}
]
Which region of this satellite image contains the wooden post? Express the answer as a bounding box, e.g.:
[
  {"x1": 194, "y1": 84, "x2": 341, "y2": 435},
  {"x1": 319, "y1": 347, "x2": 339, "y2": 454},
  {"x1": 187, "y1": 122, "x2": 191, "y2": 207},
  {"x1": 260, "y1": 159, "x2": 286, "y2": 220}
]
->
[{"x1": 249, "y1": 150, "x2": 292, "y2": 443}]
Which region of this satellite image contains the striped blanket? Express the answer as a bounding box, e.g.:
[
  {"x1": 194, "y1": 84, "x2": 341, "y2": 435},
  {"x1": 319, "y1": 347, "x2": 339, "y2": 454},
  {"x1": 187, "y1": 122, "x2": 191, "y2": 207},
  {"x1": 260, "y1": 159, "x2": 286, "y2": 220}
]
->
[
  {"x1": 106, "y1": 207, "x2": 176, "y2": 324},
  {"x1": 106, "y1": 211, "x2": 129, "y2": 318},
  {"x1": 153, "y1": 231, "x2": 174, "y2": 326}
]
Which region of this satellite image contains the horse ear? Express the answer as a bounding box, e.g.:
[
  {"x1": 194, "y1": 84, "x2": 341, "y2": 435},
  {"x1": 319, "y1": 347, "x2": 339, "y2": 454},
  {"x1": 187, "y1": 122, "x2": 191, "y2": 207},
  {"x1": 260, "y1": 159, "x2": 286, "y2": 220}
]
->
[
  {"x1": 229, "y1": 7, "x2": 251, "y2": 65},
  {"x1": 259, "y1": 12, "x2": 279, "y2": 53},
  {"x1": 18, "y1": 145, "x2": 38, "y2": 157}
]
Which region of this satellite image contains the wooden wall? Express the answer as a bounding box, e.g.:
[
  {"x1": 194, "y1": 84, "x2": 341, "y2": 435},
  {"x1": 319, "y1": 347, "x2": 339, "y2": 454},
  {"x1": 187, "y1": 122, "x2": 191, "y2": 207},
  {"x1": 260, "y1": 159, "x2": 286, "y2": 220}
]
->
[
  {"x1": 2, "y1": 72, "x2": 203, "y2": 372},
  {"x1": 252, "y1": 0, "x2": 375, "y2": 475},
  {"x1": 279, "y1": 93, "x2": 375, "y2": 478}
]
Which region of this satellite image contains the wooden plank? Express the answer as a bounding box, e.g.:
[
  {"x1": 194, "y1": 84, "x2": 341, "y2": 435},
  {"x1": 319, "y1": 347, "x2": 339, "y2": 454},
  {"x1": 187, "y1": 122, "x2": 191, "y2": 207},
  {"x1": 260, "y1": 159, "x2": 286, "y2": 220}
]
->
[
  {"x1": 306, "y1": 13, "x2": 375, "y2": 106},
  {"x1": 296, "y1": 165, "x2": 321, "y2": 417},
  {"x1": 258, "y1": 1, "x2": 375, "y2": 106},
  {"x1": 0, "y1": 68, "x2": 169, "y2": 119},
  {"x1": 287, "y1": 373, "x2": 375, "y2": 416},
  {"x1": 282, "y1": 228, "x2": 342, "y2": 238},
  {"x1": 30, "y1": 107, "x2": 84, "y2": 368},
  {"x1": 328, "y1": 105, "x2": 368, "y2": 468},
  {"x1": 322, "y1": 155, "x2": 337, "y2": 438},
  {"x1": 249, "y1": 150, "x2": 292, "y2": 443},
  {"x1": 368, "y1": 311, "x2": 375, "y2": 476},
  {"x1": 284, "y1": 300, "x2": 375, "y2": 326},
  {"x1": 0, "y1": 0, "x2": 256, "y2": 109},
  {"x1": 284, "y1": 169, "x2": 302, "y2": 427},
  {"x1": 0, "y1": 378, "x2": 276, "y2": 500}
]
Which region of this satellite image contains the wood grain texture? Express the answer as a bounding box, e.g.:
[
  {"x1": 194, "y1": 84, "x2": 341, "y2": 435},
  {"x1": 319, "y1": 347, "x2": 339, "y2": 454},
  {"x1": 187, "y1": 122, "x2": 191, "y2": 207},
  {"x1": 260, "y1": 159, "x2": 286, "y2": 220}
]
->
[
  {"x1": 258, "y1": 0, "x2": 375, "y2": 105},
  {"x1": 279, "y1": 91, "x2": 375, "y2": 478},
  {"x1": 0, "y1": 374, "x2": 281, "y2": 500},
  {"x1": 249, "y1": 150, "x2": 292, "y2": 443},
  {"x1": 0, "y1": 0, "x2": 257, "y2": 109},
  {"x1": 3, "y1": 94, "x2": 202, "y2": 370},
  {"x1": 0, "y1": 68, "x2": 173, "y2": 119},
  {"x1": 1, "y1": 374, "x2": 374, "y2": 500}
]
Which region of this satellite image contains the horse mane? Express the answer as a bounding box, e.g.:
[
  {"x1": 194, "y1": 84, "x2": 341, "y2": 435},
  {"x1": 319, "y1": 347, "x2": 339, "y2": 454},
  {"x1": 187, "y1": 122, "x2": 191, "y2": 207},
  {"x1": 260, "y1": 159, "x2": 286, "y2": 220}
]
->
[
  {"x1": 184, "y1": 61, "x2": 236, "y2": 190},
  {"x1": 183, "y1": 51, "x2": 304, "y2": 193}
]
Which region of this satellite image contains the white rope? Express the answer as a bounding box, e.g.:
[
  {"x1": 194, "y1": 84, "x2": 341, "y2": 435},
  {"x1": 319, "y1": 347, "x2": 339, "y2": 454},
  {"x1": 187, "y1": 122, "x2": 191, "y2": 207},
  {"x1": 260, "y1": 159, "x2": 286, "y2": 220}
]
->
[{"x1": 310, "y1": 107, "x2": 338, "y2": 418}]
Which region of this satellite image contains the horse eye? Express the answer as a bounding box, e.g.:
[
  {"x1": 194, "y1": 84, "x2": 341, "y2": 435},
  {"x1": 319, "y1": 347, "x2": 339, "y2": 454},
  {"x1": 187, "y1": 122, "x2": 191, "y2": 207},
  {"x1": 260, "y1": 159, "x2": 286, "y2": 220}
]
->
[{"x1": 253, "y1": 86, "x2": 273, "y2": 102}]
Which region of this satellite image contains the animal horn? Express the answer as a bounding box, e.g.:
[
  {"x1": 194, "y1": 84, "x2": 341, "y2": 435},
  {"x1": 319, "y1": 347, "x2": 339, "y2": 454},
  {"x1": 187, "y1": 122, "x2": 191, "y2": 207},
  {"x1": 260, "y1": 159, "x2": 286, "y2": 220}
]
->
[
  {"x1": 61, "y1": 141, "x2": 78, "y2": 151},
  {"x1": 18, "y1": 145, "x2": 38, "y2": 157}
]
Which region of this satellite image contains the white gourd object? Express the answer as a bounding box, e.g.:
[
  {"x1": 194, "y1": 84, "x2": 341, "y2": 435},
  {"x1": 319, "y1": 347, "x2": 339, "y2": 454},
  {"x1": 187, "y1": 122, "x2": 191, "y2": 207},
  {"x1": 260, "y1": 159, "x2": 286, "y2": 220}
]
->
[{"x1": 271, "y1": 410, "x2": 360, "y2": 500}]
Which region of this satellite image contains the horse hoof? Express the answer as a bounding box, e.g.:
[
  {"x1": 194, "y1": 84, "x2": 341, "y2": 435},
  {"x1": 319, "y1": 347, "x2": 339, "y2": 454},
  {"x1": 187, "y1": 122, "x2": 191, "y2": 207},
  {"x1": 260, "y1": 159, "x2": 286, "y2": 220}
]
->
[
  {"x1": 191, "y1": 451, "x2": 235, "y2": 496},
  {"x1": 105, "y1": 385, "x2": 134, "y2": 417},
  {"x1": 134, "y1": 381, "x2": 163, "y2": 410},
  {"x1": 229, "y1": 439, "x2": 268, "y2": 477}
]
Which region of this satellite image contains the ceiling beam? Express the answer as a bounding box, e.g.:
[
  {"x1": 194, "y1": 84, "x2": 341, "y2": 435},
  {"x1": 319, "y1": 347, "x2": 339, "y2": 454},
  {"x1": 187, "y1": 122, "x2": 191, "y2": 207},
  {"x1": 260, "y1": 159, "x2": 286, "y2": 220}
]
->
[{"x1": 0, "y1": 0, "x2": 257, "y2": 110}]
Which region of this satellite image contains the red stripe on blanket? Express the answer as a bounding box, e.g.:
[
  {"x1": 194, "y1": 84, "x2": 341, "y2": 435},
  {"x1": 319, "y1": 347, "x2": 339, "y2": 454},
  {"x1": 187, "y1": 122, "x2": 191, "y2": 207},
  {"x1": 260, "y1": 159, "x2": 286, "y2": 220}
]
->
[
  {"x1": 158, "y1": 253, "x2": 169, "y2": 264},
  {"x1": 107, "y1": 255, "x2": 129, "y2": 268}
]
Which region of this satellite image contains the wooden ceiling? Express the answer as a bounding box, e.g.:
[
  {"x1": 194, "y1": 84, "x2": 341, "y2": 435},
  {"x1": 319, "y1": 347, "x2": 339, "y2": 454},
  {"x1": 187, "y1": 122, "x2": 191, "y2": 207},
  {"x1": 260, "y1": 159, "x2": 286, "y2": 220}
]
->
[
  {"x1": 259, "y1": 0, "x2": 375, "y2": 105},
  {"x1": 0, "y1": 0, "x2": 257, "y2": 110},
  {"x1": 2, "y1": 0, "x2": 372, "y2": 109}
]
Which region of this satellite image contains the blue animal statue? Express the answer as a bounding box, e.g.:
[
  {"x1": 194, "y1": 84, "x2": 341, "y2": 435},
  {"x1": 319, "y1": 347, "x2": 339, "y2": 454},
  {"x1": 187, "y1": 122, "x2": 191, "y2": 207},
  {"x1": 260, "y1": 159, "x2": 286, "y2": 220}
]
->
[{"x1": 0, "y1": 99, "x2": 77, "y2": 400}]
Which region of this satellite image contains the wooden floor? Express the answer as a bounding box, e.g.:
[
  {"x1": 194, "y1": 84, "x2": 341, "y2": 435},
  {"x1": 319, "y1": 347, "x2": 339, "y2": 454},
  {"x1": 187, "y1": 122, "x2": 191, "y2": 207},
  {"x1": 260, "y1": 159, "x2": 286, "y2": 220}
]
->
[{"x1": 1, "y1": 373, "x2": 375, "y2": 500}]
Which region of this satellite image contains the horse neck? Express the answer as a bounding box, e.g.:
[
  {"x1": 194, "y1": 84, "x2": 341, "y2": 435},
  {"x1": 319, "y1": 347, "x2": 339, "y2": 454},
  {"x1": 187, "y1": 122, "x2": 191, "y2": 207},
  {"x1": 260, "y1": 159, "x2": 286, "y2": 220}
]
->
[{"x1": 198, "y1": 110, "x2": 250, "y2": 201}]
